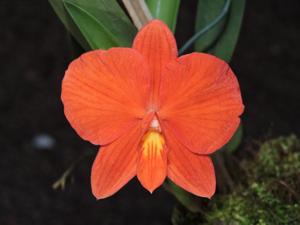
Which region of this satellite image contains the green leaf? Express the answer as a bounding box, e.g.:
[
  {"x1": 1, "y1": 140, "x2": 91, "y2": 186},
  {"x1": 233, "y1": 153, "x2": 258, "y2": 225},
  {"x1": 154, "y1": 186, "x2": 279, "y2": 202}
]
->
[
  {"x1": 49, "y1": 0, "x2": 90, "y2": 50},
  {"x1": 195, "y1": 0, "x2": 246, "y2": 62},
  {"x1": 211, "y1": 0, "x2": 245, "y2": 61},
  {"x1": 145, "y1": 0, "x2": 181, "y2": 32},
  {"x1": 64, "y1": 0, "x2": 137, "y2": 50},
  {"x1": 50, "y1": 0, "x2": 137, "y2": 50},
  {"x1": 225, "y1": 124, "x2": 243, "y2": 153},
  {"x1": 194, "y1": 0, "x2": 227, "y2": 53}
]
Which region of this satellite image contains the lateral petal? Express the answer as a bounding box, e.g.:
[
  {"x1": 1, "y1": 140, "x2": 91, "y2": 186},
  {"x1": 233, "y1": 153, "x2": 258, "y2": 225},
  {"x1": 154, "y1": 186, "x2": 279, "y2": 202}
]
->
[
  {"x1": 133, "y1": 20, "x2": 178, "y2": 103},
  {"x1": 159, "y1": 53, "x2": 244, "y2": 154},
  {"x1": 62, "y1": 48, "x2": 150, "y2": 145},
  {"x1": 166, "y1": 132, "x2": 216, "y2": 198},
  {"x1": 91, "y1": 124, "x2": 142, "y2": 199}
]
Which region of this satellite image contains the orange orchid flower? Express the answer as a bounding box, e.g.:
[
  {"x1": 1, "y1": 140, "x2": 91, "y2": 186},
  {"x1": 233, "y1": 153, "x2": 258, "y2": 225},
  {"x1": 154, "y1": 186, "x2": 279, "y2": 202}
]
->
[{"x1": 61, "y1": 20, "x2": 244, "y2": 199}]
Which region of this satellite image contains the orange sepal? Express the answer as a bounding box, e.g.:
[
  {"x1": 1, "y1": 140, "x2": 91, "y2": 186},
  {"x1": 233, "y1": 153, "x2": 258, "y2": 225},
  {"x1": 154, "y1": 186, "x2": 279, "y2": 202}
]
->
[
  {"x1": 62, "y1": 48, "x2": 150, "y2": 145},
  {"x1": 133, "y1": 20, "x2": 178, "y2": 103},
  {"x1": 159, "y1": 53, "x2": 244, "y2": 154},
  {"x1": 91, "y1": 125, "x2": 142, "y2": 199},
  {"x1": 165, "y1": 132, "x2": 216, "y2": 198},
  {"x1": 137, "y1": 131, "x2": 167, "y2": 193}
]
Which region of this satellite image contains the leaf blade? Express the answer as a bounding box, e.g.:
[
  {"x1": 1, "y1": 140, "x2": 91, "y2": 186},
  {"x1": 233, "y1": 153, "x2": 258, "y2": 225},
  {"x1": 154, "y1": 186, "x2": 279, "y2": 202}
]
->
[
  {"x1": 195, "y1": 0, "x2": 246, "y2": 62},
  {"x1": 146, "y1": 0, "x2": 181, "y2": 32},
  {"x1": 64, "y1": 0, "x2": 137, "y2": 49},
  {"x1": 64, "y1": 1, "x2": 117, "y2": 49},
  {"x1": 50, "y1": 0, "x2": 137, "y2": 50},
  {"x1": 49, "y1": 0, "x2": 90, "y2": 50},
  {"x1": 211, "y1": 0, "x2": 246, "y2": 61},
  {"x1": 194, "y1": 0, "x2": 226, "y2": 53}
]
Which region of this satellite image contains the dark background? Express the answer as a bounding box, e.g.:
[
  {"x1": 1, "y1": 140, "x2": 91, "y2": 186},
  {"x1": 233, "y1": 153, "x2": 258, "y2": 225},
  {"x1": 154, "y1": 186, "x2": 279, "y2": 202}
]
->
[{"x1": 0, "y1": 0, "x2": 299, "y2": 224}]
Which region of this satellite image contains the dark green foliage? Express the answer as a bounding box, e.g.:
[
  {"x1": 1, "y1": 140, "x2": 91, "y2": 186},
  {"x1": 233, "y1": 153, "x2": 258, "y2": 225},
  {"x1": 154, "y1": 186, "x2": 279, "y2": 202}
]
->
[
  {"x1": 49, "y1": 0, "x2": 137, "y2": 50},
  {"x1": 172, "y1": 135, "x2": 300, "y2": 225},
  {"x1": 194, "y1": 0, "x2": 246, "y2": 62}
]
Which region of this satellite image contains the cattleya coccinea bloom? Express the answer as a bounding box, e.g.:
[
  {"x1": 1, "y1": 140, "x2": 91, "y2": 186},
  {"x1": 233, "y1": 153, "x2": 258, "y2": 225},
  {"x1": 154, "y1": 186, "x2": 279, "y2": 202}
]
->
[{"x1": 62, "y1": 20, "x2": 244, "y2": 199}]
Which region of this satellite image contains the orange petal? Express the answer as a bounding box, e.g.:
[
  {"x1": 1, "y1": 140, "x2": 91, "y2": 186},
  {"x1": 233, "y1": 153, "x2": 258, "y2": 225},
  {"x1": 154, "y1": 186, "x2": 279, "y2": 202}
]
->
[
  {"x1": 137, "y1": 131, "x2": 167, "y2": 193},
  {"x1": 62, "y1": 48, "x2": 150, "y2": 145},
  {"x1": 133, "y1": 20, "x2": 177, "y2": 103},
  {"x1": 91, "y1": 125, "x2": 142, "y2": 199},
  {"x1": 166, "y1": 132, "x2": 216, "y2": 198},
  {"x1": 159, "y1": 53, "x2": 244, "y2": 154}
]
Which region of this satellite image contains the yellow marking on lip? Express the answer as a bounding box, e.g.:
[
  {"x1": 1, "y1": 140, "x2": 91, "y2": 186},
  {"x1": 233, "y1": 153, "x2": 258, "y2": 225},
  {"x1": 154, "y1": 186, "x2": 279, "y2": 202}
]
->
[{"x1": 142, "y1": 131, "x2": 165, "y2": 157}]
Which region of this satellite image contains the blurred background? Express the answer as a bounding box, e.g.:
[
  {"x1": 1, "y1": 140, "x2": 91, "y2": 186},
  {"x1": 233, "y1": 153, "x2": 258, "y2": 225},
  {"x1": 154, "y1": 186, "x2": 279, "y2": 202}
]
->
[{"x1": 0, "y1": 0, "x2": 299, "y2": 224}]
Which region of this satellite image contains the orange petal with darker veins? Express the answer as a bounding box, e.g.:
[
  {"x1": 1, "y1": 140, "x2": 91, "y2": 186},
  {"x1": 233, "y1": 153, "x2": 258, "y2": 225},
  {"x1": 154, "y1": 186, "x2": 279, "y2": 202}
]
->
[
  {"x1": 159, "y1": 53, "x2": 244, "y2": 154},
  {"x1": 91, "y1": 124, "x2": 143, "y2": 199},
  {"x1": 133, "y1": 20, "x2": 177, "y2": 103},
  {"x1": 62, "y1": 48, "x2": 150, "y2": 145},
  {"x1": 165, "y1": 131, "x2": 216, "y2": 198},
  {"x1": 137, "y1": 131, "x2": 167, "y2": 193}
]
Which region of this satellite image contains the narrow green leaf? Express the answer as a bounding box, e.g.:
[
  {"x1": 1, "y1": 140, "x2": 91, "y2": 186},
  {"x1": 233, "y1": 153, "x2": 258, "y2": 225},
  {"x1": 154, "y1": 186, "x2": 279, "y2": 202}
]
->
[
  {"x1": 64, "y1": 0, "x2": 137, "y2": 50},
  {"x1": 49, "y1": 0, "x2": 90, "y2": 50},
  {"x1": 195, "y1": 0, "x2": 246, "y2": 62},
  {"x1": 211, "y1": 0, "x2": 245, "y2": 61},
  {"x1": 145, "y1": 0, "x2": 181, "y2": 32},
  {"x1": 50, "y1": 0, "x2": 137, "y2": 50},
  {"x1": 63, "y1": 1, "x2": 117, "y2": 49},
  {"x1": 194, "y1": 0, "x2": 226, "y2": 53}
]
